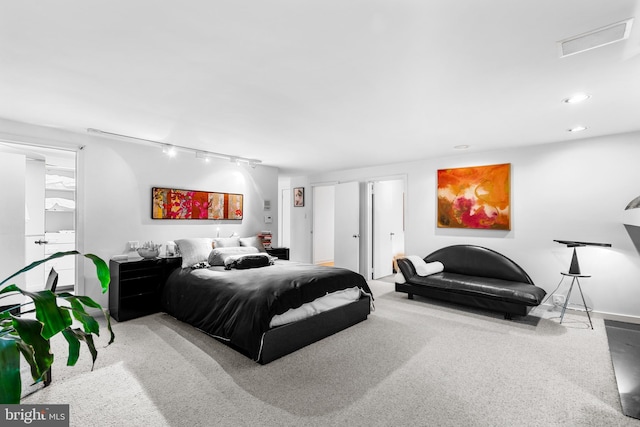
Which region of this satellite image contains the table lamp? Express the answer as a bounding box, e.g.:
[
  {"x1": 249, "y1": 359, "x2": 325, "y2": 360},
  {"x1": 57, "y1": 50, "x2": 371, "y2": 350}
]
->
[{"x1": 553, "y1": 240, "x2": 612, "y2": 275}]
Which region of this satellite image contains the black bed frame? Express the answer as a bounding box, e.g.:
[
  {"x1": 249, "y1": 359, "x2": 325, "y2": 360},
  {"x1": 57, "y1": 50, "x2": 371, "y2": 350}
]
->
[
  {"x1": 219, "y1": 295, "x2": 372, "y2": 364},
  {"x1": 258, "y1": 294, "x2": 371, "y2": 364}
]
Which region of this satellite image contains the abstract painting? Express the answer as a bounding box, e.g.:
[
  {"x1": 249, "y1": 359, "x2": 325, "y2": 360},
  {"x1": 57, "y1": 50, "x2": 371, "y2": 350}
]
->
[
  {"x1": 152, "y1": 187, "x2": 243, "y2": 220},
  {"x1": 293, "y1": 187, "x2": 304, "y2": 207},
  {"x1": 437, "y1": 163, "x2": 510, "y2": 230}
]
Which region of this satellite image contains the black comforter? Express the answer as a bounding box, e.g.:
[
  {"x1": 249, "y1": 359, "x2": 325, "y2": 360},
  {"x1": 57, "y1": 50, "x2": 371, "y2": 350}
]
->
[{"x1": 161, "y1": 261, "x2": 372, "y2": 360}]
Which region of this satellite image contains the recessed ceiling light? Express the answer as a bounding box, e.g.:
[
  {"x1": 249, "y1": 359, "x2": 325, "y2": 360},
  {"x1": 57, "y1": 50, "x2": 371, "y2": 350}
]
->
[
  {"x1": 568, "y1": 126, "x2": 587, "y2": 133},
  {"x1": 454, "y1": 145, "x2": 470, "y2": 150},
  {"x1": 562, "y1": 93, "x2": 591, "y2": 104}
]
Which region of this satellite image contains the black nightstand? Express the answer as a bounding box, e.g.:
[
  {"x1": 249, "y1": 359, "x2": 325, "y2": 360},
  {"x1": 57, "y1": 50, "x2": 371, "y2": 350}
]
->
[
  {"x1": 266, "y1": 247, "x2": 290, "y2": 260},
  {"x1": 109, "y1": 256, "x2": 181, "y2": 321}
]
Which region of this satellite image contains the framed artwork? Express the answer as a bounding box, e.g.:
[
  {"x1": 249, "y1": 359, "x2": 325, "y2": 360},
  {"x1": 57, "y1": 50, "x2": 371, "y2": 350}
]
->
[
  {"x1": 437, "y1": 163, "x2": 510, "y2": 230},
  {"x1": 294, "y1": 187, "x2": 305, "y2": 207},
  {"x1": 152, "y1": 187, "x2": 243, "y2": 220}
]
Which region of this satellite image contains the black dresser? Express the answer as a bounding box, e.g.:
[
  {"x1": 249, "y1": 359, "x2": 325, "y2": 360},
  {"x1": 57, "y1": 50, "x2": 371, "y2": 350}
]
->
[{"x1": 108, "y1": 256, "x2": 181, "y2": 321}]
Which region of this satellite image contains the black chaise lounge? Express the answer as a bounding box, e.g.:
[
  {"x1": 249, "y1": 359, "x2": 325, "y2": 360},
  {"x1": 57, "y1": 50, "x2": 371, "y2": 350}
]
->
[{"x1": 395, "y1": 245, "x2": 546, "y2": 319}]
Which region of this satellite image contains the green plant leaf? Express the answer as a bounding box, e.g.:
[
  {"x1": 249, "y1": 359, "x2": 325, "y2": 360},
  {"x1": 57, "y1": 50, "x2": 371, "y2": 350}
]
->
[
  {"x1": 0, "y1": 336, "x2": 21, "y2": 404},
  {"x1": 58, "y1": 293, "x2": 101, "y2": 310},
  {"x1": 83, "y1": 254, "x2": 110, "y2": 293},
  {"x1": 11, "y1": 317, "x2": 53, "y2": 381},
  {"x1": 7, "y1": 288, "x2": 71, "y2": 339},
  {"x1": 0, "y1": 284, "x2": 20, "y2": 297},
  {"x1": 61, "y1": 328, "x2": 81, "y2": 366},
  {"x1": 15, "y1": 339, "x2": 41, "y2": 382},
  {"x1": 62, "y1": 328, "x2": 98, "y2": 369},
  {"x1": 0, "y1": 251, "x2": 80, "y2": 287},
  {"x1": 58, "y1": 293, "x2": 115, "y2": 345},
  {"x1": 104, "y1": 309, "x2": 115, "y2": 345},
  {"x1": 60, "y1": 300, "x2": 100, "y2": 335}
]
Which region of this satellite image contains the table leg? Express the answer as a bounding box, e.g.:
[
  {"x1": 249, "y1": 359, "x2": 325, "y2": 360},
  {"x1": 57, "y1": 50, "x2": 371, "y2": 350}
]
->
[
  {"x1": 575, "y1": 278, "x2": 594, "y2": 329},
  {"x1": 559, "y1": 277, "x2": 576, "y2": 324}
]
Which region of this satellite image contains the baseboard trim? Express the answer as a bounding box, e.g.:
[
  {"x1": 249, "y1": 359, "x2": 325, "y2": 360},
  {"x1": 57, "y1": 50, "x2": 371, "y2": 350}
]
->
[
  {"x1": 598, "y1": 310, "x2": 640, "y2": 325},
  {"x1": 539, "y1": 303, "x2": 640, "y2": 325}
]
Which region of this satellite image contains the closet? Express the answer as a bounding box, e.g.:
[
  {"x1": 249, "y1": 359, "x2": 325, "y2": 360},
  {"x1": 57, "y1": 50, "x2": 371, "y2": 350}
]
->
[
  {"x1": 43, "y1": 165, "x2": 76, "y2": 289},
  {"x1": 19, "y1": 146, "x2": 77, "y2": 292}
]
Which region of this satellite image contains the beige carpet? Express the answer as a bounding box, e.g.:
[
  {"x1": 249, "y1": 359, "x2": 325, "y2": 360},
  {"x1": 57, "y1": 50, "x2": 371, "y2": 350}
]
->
[{"x1": 22, "y1": 280, "x2": 640, "y2": 426}]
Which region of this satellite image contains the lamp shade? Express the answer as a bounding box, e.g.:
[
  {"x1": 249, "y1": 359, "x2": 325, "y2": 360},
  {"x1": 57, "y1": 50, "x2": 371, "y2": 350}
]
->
[{"x1": 623, "y1": 196, "x2": 640, "y2": 227}]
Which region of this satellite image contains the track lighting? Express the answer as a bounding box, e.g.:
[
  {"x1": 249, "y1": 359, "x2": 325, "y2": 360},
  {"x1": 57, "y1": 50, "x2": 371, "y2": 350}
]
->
[
  {"x1": 87, "y1": 128, "x2": 262, "y2": 167},
  {"x1": 162, "y1": 144, "x2": 177, "y2": 157}
]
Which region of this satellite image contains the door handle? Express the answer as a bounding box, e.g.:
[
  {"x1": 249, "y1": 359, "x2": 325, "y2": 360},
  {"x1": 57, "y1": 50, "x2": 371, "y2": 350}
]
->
[
  {"x1": 34, "y1": 239, "x2": 49, "y2": 245},
  {"x1": 352, "y1": 234, "x2": 360, "y2": 238}
]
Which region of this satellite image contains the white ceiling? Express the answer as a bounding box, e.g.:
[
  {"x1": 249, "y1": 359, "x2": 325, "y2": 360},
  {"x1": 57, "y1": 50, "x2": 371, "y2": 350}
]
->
[{"x1": 1, "y1": 1, "x2": 639, "y2": 175}]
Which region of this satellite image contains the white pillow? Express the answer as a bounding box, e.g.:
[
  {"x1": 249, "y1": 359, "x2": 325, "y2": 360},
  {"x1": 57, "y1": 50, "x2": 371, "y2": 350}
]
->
[
  {"x1": 212, "y1": 237, "x2": 241, "y2": 248},
  {"x1": 394, "y1": 271, "x2": 406, "y2": 284},
  {"x1": 406, "y1": 256, "x2": 444, "y2": 277},
  {"x1": 208, "y1": 246, "x2": 259, "y2": 266},
  {"x1": 175, "y1": 238, "x2": 213, "y2": 268},
  {"x1": 239, "y1": 236, "x2": 267, "y2": 252}
]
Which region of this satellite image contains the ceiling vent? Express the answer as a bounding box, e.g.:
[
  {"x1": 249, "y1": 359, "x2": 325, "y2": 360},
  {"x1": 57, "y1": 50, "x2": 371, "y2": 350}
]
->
[{"x1": 558, "y1": 18, "x2": 634, "y2": 57}]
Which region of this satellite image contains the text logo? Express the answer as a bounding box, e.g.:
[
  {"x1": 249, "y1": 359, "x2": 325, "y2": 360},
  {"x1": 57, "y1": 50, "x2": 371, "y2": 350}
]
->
[{"x1": 1, "y1": 405, "x2": 69, "y2": 426}]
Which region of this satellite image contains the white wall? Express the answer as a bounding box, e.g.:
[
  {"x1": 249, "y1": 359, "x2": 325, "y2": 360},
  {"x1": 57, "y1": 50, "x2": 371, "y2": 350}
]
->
[
  {"x1": 303, "y1": 132, "x2": 640, "y2": 320},
  {"x1": 280, "y1": 176, "x2": 312, "y2": 262},
  {"x1": 0, "y1": 118, "x2": 279, "y2": 307}
]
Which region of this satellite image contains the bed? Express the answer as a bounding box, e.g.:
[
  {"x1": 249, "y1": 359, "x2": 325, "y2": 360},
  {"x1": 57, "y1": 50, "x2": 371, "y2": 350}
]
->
[{"x1": 160, "y1": 237, "x2": 373, "y2": 364}]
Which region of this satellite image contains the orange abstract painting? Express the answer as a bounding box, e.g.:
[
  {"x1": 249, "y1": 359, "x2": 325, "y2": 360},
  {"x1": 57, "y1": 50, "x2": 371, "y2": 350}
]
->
[{"x1": 437, "y1": 163, "x2": 510, "y2": 230}]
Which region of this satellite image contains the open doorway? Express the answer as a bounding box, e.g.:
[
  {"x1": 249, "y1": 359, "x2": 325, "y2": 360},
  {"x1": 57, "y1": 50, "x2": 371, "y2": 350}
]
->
[
  {"x1": 0, "y1": 142, "x2": 77, "y2": 293},
  {"x1": 311, "y1": 178, "x2": 405, "y2": 279},
  {"x1": 369, "y1": 178, "x2": 406, "y2": 280},
  {"x1": 312, "y1": 185, "x2": 335, "y2": 266}
]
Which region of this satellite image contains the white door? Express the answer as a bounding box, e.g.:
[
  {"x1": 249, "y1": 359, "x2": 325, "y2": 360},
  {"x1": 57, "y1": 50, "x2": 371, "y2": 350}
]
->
[
  {"x1": 372, "y1": 180, "x2": 405, "y2": 279},
  {"x1": 334, "y1": 181, "x2": 360, "y2": 272},
  {"x1": 25, "y1": 158, "x2": 46, "y2": 291},
  {"x1": 0, "y1": 153, "x2": 27, "y2": 308}
]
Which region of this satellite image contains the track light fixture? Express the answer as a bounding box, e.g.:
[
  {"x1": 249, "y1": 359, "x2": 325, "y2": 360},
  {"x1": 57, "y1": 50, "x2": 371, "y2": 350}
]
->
[
  {"x1": 162, "y1": 144, "x2": 177, "y2": 157},
  {"x1": 87, "y1": 128, "x2": 262, "y2": 167}
]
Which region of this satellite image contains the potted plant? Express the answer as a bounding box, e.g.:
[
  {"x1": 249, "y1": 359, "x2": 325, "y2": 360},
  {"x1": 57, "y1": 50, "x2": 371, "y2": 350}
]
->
[{"x1": 0, "y1": 251, "x2": 114, "y2": 404}]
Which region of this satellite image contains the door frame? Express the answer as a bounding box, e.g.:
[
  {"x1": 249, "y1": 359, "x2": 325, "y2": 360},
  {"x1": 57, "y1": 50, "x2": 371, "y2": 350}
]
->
[
  {"x1": 310, "y1": 174, "x2": 406, "y2": 279},
  {"x1": 0, "y1": 140, "x2": 82, "y2": 294},
  {"x1": 366, "y1": 174, "x2": 407, "y2": 280},
  {"x1": 311, "y1": 181, "x2": 338, "y2": 265}
]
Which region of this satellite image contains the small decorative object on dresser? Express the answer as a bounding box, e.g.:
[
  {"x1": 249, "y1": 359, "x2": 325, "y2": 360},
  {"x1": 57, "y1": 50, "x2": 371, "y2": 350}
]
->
[
  {"x1": 109, "y1": 256, "x2": 181, "y2": 321},
  {"x1": 137, "y1": 241, "x2": 161, "y2": 259},
  {"x1": 257, "y1": 231, "x2": 272, "y2": 249}
]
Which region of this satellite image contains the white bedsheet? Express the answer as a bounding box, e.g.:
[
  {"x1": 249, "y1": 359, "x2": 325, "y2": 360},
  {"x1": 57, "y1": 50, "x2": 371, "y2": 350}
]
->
[{"x1": 269, "y1": 286, "x2": 362, "y2": 327}]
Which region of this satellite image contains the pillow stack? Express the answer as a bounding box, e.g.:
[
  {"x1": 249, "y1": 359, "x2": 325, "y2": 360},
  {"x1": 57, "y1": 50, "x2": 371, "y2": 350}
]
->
[{"x1": 174, "y1": 235, "x2": 273, "y2": 269}]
